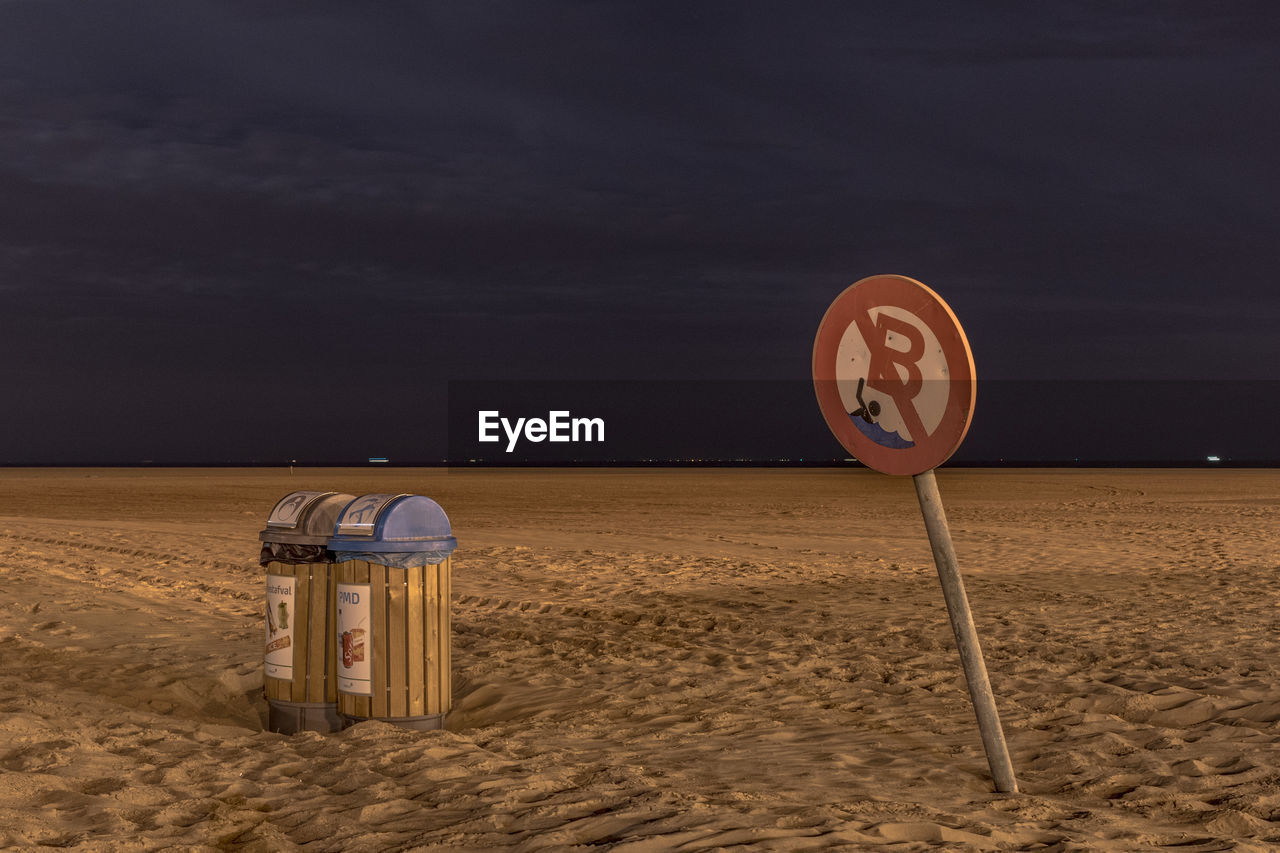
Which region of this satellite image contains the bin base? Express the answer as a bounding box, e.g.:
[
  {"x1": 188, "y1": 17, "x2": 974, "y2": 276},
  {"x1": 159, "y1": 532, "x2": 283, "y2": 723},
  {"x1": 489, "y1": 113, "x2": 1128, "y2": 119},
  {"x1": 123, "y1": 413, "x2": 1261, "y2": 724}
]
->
[
  {"x1": 268, "y1": 700, "x2": 343, "y2": 735},
  {"x1": 341, "y1": 712, "x2": 445, "y2": 731}
]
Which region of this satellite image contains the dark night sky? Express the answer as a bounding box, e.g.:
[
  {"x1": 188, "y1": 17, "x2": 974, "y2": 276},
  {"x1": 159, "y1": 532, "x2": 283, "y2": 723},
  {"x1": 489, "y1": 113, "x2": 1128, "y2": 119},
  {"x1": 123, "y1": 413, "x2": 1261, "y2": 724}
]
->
[{"x1": 2, "y1": 2, "x2": 1277, "y2": 464}]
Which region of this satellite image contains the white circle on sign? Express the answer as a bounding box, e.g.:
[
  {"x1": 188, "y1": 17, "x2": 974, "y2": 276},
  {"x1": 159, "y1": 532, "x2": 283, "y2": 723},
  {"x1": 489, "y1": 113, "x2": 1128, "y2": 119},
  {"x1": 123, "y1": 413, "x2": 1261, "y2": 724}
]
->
[{"x1": 835, "y1": 304, "x2": 948, "y2": 446}]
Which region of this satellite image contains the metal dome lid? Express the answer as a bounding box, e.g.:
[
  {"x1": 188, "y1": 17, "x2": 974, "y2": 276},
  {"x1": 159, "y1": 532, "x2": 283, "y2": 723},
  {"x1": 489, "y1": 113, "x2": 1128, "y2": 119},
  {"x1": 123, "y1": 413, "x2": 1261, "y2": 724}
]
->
[
  {"x1": 327, "y1": 493, "x2": 458, "y2": 555},
  {"x1": 259, "y1": 491, "x2": 356, "y2": 545}
]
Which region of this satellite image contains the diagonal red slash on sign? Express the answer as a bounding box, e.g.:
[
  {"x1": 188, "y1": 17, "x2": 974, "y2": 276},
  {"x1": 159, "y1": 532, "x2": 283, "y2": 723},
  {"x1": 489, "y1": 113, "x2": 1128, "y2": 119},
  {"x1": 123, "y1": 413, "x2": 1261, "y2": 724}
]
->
[{"x1": 851, "y1": 309, "x2": 929, "y2": 445}]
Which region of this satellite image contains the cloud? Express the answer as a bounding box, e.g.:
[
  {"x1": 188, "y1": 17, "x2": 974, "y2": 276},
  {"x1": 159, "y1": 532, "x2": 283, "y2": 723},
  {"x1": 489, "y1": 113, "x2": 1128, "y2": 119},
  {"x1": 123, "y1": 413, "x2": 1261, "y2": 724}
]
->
[{"x1": 0, "y1": 0, "x2": 1275, "y2": 392}]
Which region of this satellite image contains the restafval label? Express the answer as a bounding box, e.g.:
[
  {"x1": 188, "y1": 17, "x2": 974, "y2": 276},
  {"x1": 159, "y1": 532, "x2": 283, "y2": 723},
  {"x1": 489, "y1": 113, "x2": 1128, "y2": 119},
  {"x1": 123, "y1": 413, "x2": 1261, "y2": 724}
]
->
[{"x1": 264, "y1": 574, "x2": 295, "y2": 679}]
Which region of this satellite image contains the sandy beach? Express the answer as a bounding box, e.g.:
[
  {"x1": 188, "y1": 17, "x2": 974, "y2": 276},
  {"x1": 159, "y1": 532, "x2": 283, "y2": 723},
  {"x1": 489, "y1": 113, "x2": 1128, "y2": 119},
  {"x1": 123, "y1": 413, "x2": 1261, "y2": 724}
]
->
[{"x1": 1, "y1": 466, "x2": 1278, "y2": 851}]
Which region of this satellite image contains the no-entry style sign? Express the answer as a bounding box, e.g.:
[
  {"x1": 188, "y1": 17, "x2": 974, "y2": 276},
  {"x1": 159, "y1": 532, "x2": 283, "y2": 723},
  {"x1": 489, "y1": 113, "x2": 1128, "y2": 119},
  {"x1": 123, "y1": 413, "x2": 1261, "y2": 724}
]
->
[
  {"x1": 813, "y1": 274, "x2": 1018, "y2": 794},
  {"x1": 813, "y1": 275, "x2": 976, "y2": 475}
]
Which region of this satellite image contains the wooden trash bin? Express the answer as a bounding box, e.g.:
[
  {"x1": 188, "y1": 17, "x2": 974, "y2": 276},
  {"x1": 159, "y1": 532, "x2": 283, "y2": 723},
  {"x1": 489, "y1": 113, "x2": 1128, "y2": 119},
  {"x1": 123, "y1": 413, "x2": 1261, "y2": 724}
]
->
[
  {"x1": 259, "y1": 490, "x2": 355, "y2": 734},
  {"x1": 327, "y1": 494, "x2": 458, "y2": 731}
]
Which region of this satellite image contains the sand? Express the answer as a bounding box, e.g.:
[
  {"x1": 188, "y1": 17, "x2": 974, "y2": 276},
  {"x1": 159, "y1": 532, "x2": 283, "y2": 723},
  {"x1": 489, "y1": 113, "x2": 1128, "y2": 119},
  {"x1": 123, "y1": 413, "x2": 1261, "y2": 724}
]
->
[{"x1": 1, "y1": 466, "x2": 1278, "y2": 851}]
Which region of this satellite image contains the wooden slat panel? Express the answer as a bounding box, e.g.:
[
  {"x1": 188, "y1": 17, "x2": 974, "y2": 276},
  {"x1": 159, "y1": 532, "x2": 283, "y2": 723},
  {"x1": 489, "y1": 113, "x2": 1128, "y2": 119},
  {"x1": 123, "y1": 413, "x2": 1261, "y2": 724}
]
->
[
  {"x1": 441, "y1": 558, "x2": 451, "y2": 712},
  {"x1": 387, "y1": 566, "x2": 408, "y2": 717},
  {"x1": 323, "y1": 564, "x2": 337, "y2": 702},
  {"x1": 330, "y1": 557, "x2": 455, "y2": 723},
  {"x1": 425, "y1": 562, "x2": 440, "y2": 714},
  {"x1": 305, "y1": 565, "x2": 326, "y2": 702},
  {"x1": 289, "y1": 563, "x2": 309, "y2": 702},
  {"x1": 407, "y1": 564, "x2": 425, "y2": 716},
  {"x1": 371, "y1": 562, "x2": 388, "y2": 718}
]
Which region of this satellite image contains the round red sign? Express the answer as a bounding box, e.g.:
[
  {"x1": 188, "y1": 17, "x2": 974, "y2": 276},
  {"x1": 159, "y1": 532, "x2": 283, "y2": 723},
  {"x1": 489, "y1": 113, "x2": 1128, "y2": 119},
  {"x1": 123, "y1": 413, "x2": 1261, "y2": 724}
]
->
[{"x1": 813, "y1": 275, "x2": 976, "y2": 475}]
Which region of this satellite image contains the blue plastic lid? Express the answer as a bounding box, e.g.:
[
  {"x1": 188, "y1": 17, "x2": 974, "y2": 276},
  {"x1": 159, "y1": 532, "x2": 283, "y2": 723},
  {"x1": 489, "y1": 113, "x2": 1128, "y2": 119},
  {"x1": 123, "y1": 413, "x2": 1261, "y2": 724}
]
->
[{"x1": 328, "y1": 493, "x2": 458, "y2": 555}]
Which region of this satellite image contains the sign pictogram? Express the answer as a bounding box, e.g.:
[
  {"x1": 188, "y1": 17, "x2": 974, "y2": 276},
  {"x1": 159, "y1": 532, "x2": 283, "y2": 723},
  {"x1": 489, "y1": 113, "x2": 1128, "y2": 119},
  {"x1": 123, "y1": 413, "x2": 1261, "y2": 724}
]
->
[
  {"x1": 813, "y1": 275, "x2": 976, "y2": 475},
  {"x1": 335, "y1": 494, "x2": 406, "y2": 537},
  {"x1": 266, "y1": 490, "x2": 334, "y2": 529}
]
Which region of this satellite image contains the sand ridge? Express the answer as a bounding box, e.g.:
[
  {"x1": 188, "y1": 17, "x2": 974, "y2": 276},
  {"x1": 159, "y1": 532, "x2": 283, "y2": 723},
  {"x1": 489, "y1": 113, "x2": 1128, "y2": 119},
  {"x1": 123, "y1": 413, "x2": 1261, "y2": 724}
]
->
[{"x1": 0, "y1": 467, "x2": 1278, "y2": 850}]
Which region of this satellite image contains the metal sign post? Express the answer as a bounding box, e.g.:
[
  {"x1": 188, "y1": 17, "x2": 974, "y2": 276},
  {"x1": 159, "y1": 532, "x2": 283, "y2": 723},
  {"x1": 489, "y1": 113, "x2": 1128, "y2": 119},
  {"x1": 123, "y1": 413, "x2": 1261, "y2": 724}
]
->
[{"x1": 813, "y1": 274, "x2": 1017, "y2": 794}]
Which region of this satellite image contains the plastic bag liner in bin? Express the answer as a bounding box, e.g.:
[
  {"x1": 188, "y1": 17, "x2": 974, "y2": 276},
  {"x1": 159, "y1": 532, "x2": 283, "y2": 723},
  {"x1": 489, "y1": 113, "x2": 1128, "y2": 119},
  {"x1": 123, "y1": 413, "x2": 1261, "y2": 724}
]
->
[
  {"x1": 332, "y1": 549, "x2": 447, "y2": 568},
  {"x1": 259, "y1": 541, "x2": 330, "y2": 566}
]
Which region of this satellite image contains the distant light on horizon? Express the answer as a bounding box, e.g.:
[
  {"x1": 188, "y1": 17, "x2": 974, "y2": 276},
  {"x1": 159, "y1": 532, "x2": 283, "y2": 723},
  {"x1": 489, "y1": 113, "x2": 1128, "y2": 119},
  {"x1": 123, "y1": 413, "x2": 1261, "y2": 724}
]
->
[{"x1": 1207, "y1": 455, "x2": 1221, "y2": 462}]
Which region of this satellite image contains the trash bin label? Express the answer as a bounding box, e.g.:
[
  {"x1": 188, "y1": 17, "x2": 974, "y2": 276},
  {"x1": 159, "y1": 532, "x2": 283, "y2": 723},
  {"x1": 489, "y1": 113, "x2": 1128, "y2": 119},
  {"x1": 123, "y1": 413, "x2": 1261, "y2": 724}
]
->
[
  {"x1": 265, "y1": 574, "x2": 295, "y2": 679},
  {"x1": 336, "y1": 583, "x2": 372, "y2": 695}
]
